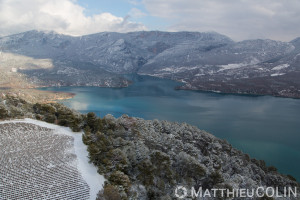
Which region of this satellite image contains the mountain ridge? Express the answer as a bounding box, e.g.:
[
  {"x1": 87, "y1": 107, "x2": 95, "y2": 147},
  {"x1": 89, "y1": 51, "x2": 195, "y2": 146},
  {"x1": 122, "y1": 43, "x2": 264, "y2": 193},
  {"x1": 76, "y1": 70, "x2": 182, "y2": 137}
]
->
[{"x1": 1, "y1": 30, "x2": 300, "y2": 98}]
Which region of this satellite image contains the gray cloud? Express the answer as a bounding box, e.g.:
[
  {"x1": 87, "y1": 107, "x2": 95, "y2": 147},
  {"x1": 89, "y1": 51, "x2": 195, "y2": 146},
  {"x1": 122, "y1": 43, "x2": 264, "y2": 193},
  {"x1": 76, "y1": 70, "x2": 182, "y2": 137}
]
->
[
  {"x1": 0, "y1": 0, "x2": 147, "y2": 37},
  {"x1": 143, "y1": 0, "x2": 300, "y2": 41}
]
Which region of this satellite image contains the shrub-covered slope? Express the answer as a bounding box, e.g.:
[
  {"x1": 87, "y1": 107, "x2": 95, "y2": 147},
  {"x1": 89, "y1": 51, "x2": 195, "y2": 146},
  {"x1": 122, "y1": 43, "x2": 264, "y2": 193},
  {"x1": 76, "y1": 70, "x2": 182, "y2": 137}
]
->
[{"x1": 0, "y1": 96, "x2": 299, "y2": 200}]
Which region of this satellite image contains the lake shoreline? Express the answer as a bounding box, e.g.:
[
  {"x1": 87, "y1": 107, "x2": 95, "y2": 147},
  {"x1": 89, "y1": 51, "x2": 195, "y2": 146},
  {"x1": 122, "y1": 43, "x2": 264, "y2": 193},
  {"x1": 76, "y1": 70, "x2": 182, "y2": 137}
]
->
[{"x1": 39, "y1": 75, "x2": 300, "y2": 181}]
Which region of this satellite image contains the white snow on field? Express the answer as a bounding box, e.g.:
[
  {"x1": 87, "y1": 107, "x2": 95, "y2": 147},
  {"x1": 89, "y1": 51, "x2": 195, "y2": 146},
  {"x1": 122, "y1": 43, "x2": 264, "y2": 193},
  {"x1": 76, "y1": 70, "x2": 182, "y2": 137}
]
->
[
  {"x1": 159, "y1": 66, "x2": 199, "y2": 73},
  {"x1": 271, "y1": 73, "x2": 286, "y2": 77},
  {"x1": 271, "y1": 64, "x2": 289, "y2": 71},
  {"x1": 160, "y1": 67, "x2": 174, "y2": 72},
  {"x1": 0, "y1": 118, "x2": 105, "y2": 200},
  {"x1": 218, "y1": 58, "x2": 260, "y2": 72},
  {"x1": 195, "y1": 73, "x2": 205, "y2": 76},
  {"x1": 218, "y1": 63, "x2": 246, "y2": 71},
  {"x1": 73, "y1": 127, "x2": 106, "y2": 200}
]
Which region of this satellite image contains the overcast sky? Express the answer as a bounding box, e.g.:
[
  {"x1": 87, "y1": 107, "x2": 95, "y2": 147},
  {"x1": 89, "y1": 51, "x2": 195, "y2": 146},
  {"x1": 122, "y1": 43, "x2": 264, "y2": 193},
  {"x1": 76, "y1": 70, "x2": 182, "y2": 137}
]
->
[{"x1": 0, "y1": 0, "x2": 299, "y2": 41}]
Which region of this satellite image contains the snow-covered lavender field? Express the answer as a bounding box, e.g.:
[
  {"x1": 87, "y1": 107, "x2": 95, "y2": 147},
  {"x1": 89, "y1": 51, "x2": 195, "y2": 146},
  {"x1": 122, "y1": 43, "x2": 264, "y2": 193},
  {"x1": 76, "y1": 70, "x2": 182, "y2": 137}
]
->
[{"x1": 0, "y1": 118, "x2": 105, "y2": 200}]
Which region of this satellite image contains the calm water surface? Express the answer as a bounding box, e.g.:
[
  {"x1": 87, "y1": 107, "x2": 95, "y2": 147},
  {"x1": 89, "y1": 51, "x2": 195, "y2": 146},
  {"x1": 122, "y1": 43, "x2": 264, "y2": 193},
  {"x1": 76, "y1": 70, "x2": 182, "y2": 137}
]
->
[{"x1": 40, "y1": 75, "x2": 300, "y2": 180}]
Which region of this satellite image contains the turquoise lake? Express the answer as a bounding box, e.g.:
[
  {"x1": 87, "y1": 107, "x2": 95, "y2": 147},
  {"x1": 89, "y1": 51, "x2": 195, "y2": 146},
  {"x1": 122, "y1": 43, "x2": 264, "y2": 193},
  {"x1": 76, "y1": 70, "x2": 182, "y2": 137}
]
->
[{"x1": 40, "y1": 75, "x2": 300, "y2": 181}]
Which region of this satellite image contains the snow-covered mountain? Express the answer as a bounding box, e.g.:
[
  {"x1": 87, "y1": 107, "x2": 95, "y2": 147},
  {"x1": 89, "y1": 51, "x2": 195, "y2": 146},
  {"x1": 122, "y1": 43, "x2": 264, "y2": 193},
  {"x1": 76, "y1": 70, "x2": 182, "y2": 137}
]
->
[
  {"x1": 1, "y1": 30, "x2": 300, "y2": 97},
  {"x1": 0, "y1": 30, "x2": 233, "y2": 73}
]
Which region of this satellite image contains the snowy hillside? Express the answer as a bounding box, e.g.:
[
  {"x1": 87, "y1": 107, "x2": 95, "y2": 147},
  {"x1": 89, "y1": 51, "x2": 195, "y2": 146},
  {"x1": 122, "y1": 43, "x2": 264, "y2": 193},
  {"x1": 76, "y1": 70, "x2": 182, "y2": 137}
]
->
[
  {"x1": 1, "y1": 30, "x2": 300, "y2": 97},
  {"x1": 0, "y1": 96, "x2": 299, "y2": 200}
]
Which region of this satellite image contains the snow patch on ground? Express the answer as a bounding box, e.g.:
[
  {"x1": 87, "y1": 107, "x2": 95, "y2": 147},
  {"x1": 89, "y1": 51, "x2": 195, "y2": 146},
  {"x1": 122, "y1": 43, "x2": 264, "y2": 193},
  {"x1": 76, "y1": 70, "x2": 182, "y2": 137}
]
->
[
  {"x1": 159, "y1": 66, "x2": 199, "y2": 74},
  {"x1": 160, "y1": 67, "x2": 174, "y2": 72},
  {"x1": 195, "y1": 73, "x2": 205, "y2": 76},
  {"x1": 271, "y1": 73, "x2": 286, "y2": 77},
  {"x1": 218, "y1": 58, "x2": 259, "y2": 72},
  {"x1": 73, "y1": 131, "x2": 105, "y2": 200},
  {"x1": 271, "y1": 64, "x2": 289, "y2": 71},
  {"x1": 218, "y1": 63, "x2": 245, "y2": 71},
  {"x1": 0, "y1": 118, "x2": 105, "y2": 200}
]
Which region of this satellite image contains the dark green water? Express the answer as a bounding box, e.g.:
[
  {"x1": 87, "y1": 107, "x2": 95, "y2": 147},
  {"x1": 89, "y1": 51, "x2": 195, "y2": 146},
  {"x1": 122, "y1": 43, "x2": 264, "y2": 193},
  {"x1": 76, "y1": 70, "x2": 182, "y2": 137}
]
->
[{"x1": 40, "y1": 75, "x2": 300, "y2": 180}]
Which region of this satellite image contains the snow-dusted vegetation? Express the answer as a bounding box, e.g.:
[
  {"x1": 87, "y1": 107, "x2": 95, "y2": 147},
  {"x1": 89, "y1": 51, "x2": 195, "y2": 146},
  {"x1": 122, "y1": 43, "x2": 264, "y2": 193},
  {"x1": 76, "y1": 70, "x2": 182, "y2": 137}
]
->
[
  {"x1": 0, "y1": 119, "x2": 104, "y2": 200},
  {"x1": 84, "y1": 114, "x2": 300, "y2": 199},
  {"x1": 0, "y1": 95, "x2": 299, "y2": 199}
]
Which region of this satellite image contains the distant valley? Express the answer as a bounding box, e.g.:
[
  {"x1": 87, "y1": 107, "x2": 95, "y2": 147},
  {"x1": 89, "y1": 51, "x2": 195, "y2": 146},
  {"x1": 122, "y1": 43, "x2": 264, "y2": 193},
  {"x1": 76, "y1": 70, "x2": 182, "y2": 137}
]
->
[{"x1": 1, "y1": 30, "x2": 300, "y2": 98}]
